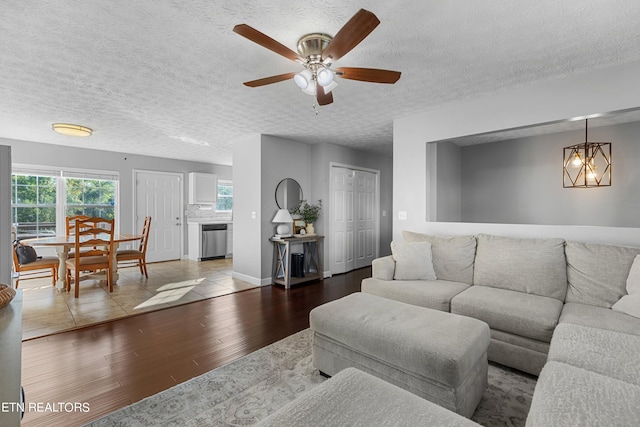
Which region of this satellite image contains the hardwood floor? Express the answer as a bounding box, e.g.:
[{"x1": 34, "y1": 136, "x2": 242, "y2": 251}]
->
[{"x1": 20, "y1": 268, "x2": 368, "y2": 427}]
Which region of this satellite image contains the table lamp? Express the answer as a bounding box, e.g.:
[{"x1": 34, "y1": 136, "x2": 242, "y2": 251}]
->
[{"x1": 272, "y1": 209, "x2": 294, "y2": 238}]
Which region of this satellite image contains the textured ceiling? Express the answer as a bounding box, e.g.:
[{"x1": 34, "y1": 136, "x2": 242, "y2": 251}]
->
[{"x1": 2, "y1": 1, "x2": 640, "y2": 165}]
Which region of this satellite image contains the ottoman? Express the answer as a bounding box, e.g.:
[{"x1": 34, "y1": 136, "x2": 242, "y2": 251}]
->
[
  {"x1": 257, "y1": 367, "x2": 481, "y2": 426},
  {"x1": 310, "y1": 292, "x2": 490, "y2": 418}
]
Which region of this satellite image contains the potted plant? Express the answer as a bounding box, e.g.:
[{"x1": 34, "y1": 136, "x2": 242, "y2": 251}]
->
[{"x1": 291, "y1": 199, "x2": 322, "y2": 235}]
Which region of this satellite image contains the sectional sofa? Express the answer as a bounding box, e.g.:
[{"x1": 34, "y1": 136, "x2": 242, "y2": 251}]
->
[
  {"x1": 360, "y1": 231, "x2": 640, "y2": 424},
  {"x1": 259, "y1": 231, "x2": 640, "y2": 425},
  {"x1": 362, "y1": 231, "x2": 640, "y2": 375}
]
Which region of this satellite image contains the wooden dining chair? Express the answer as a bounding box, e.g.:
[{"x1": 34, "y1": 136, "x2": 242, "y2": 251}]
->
[
  {"x1": 65, "y1": 217, "x2": 115, "y2": 298},
  {"x1": 116, "y1": 216, "x2": 152, "y2": 278},
  {"x1": 12, "y1": 244, "x2": 59, "y2": 289},
  {"x1": 66, "y1": 215, "x2": 93, "y2": 258},
  {"x1": 66, "y1": 214, "x2": 90, "y2": 236}
]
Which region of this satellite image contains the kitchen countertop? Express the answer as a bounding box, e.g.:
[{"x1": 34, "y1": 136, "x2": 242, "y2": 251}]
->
[{"x1": 187, "y1": 218, "x2": 233, "y2": 225}]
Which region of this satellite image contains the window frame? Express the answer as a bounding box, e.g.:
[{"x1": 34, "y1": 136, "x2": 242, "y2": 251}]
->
[
  {"x1": 216, "y1": 179, "x2": 233, "y2": 213},
  {"x1": 11, "y1": 164, "x2": 120, "y2": 239}
]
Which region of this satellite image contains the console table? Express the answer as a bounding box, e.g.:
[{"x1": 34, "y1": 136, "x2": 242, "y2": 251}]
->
[{"x1": 271, "y1": 235, "x2": 324, "y2": 289}]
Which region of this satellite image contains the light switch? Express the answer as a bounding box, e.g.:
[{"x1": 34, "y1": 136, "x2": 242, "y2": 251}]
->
[
  {"x1": 251, "y1": 211, "x2": 257, "y2": 219},
  {"x1": 398, "y1": 211, "x2": 407, "y2": 220}
]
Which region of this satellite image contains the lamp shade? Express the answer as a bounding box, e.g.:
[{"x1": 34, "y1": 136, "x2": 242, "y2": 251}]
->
[
  {"x1": 272, "y1": 209, "x2": 293, "y2": 223},
  {"x1": 272, "y1": 209, "x2": 293, "y2": 238},
  {"x1": 294, "y1": 69, "x2": 313, "y2": 89},
  {"x1": 316, "y1": 67, "x2": 334, "y2": 87}
]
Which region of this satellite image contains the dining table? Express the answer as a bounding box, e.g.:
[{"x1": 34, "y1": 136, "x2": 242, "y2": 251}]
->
[{"x1": 22, "y1": 233, "x2": 142, "y2": 292}]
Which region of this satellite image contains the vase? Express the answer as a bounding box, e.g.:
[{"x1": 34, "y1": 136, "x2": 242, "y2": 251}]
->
[{"x1": 305, "y1": 223, "x2": 315, "y2": 235}]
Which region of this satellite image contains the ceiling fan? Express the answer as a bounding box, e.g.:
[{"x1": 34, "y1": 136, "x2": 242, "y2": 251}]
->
[{"x1": 233, "y1": 8, "x2": 401, "y2": 106}]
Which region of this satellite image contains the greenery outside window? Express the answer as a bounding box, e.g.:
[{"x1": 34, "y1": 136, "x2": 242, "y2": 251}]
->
[
  {"x1": 216, "y1": 180, "x2": 233, "y2": 212},
  {"x1": 11, "y1": 175, "x2": 57, "y2": 239},
  {"x1": 65, "y1": 178, "x2": 116, "y2": 219},
  {"x1": 11, "y1": 166, "x2": 119, "y2": 240}
]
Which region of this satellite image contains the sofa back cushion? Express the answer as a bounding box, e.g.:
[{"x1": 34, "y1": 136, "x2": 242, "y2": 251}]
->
[
  {"x1": 565, "y1": 241, "x2": 640, "y2": 308},
  {"x1": 473, "y1": 234, "x2": 567, "y2": 300},
  {"x1": 402, "y1": 231, "x2": 476, "y2": 284}
]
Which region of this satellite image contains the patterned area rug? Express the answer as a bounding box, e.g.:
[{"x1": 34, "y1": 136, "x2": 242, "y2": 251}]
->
[{"x1": 84, "y1": 329, "x2": 537, "y2": 426}]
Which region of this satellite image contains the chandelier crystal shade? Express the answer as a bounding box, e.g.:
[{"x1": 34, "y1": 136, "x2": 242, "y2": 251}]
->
[{"x1": 563, "y1": 119, "x2": 611, "y2": 188}]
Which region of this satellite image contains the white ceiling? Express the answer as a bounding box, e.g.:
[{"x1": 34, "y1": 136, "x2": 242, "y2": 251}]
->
[{"x1": 2, "y1": 1, "x2": 640, "y2": 165}]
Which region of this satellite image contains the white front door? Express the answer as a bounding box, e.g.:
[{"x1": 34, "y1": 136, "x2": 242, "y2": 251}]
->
[{"x1": 134, "y1": 170, "x2": 182, "y2": 263}]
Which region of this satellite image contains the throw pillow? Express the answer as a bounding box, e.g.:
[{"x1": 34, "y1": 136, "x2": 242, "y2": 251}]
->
[
  {"x1": 390, "y1": 241, "x2": 437, "y2": 281},
  {"x1": 612, "y1": 254, "x2": 640, "y2": 318}
]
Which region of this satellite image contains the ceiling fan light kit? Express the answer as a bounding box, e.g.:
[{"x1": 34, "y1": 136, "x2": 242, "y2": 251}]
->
[{"x1": 233, "y1": 9, "x2": 401, "y2": 106}]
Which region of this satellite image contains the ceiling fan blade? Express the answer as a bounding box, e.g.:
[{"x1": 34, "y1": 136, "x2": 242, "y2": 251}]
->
[
  {"x1": 316, "y1": 85, "x2": 334, "y2": 106},
  {"x1": 322, "y1": 9, "x2": 380, "y2": 62},
  {"x1": 335, "y1": 67, "x2": 401, "y2": 84},
  {"x1": 233, "y1": 24, "x2": 304, "y2": 63},
  {"x1": 243, "y1": 72, "x2": 297, "y2": 87}
]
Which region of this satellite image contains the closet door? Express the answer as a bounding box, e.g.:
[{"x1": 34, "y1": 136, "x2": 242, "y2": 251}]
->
[
  {"x1": 330, "y1": 166, "x2": 379, "y2": 275},
  {"x1": 355, "y1": 170, "x2": 376, "y2": 269},
  {"x1": 330, "y1": 167, "x2": 355, "y2": 275}
]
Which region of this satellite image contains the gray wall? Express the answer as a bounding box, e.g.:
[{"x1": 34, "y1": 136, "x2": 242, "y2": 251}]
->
[
  {"x1": 231, "y1": 134, "x2": 393, "y2": 285},
  {"x1": 452, "y1": 120, "x2": 640, "y2": 226},
  {"x1": 2, "y1": 137, "x2": 232, "y2": 254},
  {"x1": 0, "y1": 145, "x2": 11, "y2": 286},
  {"x1": 435, "y1": 142, "x2": 462, "y2": 222},
  {"x1": 393, "y1": 59, "x2": 640, "y2": 244}
]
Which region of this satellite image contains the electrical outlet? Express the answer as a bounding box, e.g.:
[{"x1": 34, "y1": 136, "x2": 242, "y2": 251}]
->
[
  {"x1": 398, "y1": 211, "x2": 407, "y2": 220},
  {"x1": 251, "y1": 211, "x2": 257, "y2": 219}
]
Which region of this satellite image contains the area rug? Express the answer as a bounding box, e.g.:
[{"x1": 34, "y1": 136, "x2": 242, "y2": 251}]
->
[{"x1": 84, "y1": 329, "x2": 537, "y2": 426}]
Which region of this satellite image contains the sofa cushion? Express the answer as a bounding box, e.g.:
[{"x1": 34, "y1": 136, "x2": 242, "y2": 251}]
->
[
  {"x1": 565, "y1": 241, "x2": 640, "y2": 308},
  {"x1": 473, "y1": 234, "x2": 567, "y2": 301},
  {"x1": 402, "y1": 231, "x2": 476, "y2": 284},
  {"x1": 526, "y1": 361, "x2": 640, "y2": 427},
  {"x1": 361, "y1": 277, "x2": 470, "y2": 312},
  {"x1": 548, "y1": 323, "x2": 640, "y2": 386},
  {"x1": 559, "y1": 302, "x2": 640, "y2": 336},
  {"x1": 391, "y1": 241, "x2": 437, "y2": 280},
  {"x1": 451, "y1": 285, "x2": 563, "y2": 342}
]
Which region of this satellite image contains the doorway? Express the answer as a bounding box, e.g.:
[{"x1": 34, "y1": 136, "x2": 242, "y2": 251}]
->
[
  {"x1": 134, "y1": 170, "x2": 183, "y2": 262},
  {"x1": 330, "y1": 165, "x2": 379, "y2": 275}
]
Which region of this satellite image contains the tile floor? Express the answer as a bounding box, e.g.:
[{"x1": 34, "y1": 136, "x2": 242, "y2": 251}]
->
[{"x1": 19, "y1": 258, "x2": 258, "y2": 340}]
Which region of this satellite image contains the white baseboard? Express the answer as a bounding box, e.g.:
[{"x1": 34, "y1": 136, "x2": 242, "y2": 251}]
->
[{"x1": 231, "y1": 271, "x2": 272, "y2": 287}]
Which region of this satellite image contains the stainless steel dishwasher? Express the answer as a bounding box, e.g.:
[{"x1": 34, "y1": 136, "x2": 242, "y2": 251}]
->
[{"x1": 201, "y1": 223, "x2": 227, "y2": 260}]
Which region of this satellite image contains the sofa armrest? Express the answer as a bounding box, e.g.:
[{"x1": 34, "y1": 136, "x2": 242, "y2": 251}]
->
[{"x1": 372, "y1": 256, "x2": 395, "y2": 280}]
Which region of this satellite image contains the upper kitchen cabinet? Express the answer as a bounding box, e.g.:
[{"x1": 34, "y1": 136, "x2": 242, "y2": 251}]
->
[{"x1": 189, "y1": 172, "x2": 217, "y2": 204}]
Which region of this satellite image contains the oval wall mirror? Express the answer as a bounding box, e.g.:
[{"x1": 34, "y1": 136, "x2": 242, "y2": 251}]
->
[{"x1": 275, "y1": 178, "x2": 303, "y2": 210}]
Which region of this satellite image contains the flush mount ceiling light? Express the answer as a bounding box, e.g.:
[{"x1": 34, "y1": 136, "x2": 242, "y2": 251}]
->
[
  {"x1": 52, "y1": 123, "x2": 92, "y2": 137},
  {"x1": 563, "y1": 119, "x2": 611, "y2": 188}
]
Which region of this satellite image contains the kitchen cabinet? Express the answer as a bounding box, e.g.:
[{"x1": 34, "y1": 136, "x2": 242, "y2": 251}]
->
[
  {"x1": 188, "y1": 172, "x2": 217, "y2": 204},
  {"x1": 226, "y1": 223, "x2": 233, "y2": 256}
]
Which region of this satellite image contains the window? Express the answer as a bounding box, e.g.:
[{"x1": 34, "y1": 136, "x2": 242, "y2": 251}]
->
[
  {"x1": 65, "y1": 178, "x2": 116, "y2": 219},
  {"x1": 11, "y1": 165, "x2": 119, "y2": 240},
  {"x1": 11, "y1": 175, "x2": 57, "y2": 239},
  {"x1": 216, "y1": 180, "x2": 233, "y2": 212}
]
